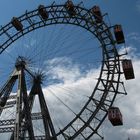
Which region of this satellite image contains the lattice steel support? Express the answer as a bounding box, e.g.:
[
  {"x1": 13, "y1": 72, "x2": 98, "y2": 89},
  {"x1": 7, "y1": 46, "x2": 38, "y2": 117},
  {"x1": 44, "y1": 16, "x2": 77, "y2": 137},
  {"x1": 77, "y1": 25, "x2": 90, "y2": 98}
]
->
[
  {"x1": 32, "y1": 76, "x2": 57, "y2": 140},
  {"x1": 13, "y1": 70, "x2": 22, "y2": 140},
  {"x1": 12, "y1": 67, "x2": 35, "y2": 140},
  {"x1": 20, "y1": 69, "x2": 35, "y2": 140}
]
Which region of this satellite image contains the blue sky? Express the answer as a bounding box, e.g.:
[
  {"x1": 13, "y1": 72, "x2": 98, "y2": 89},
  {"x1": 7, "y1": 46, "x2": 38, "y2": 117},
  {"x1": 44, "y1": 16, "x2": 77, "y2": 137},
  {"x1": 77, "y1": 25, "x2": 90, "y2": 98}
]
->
[{"x1": 0, "y1": 0, "x2": 140, "y2": 140}]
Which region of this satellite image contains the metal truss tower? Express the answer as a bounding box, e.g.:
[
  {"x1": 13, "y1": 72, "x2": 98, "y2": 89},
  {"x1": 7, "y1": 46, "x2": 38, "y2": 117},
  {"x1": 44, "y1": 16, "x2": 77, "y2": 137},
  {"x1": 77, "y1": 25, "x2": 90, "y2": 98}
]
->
[{"x1": 0, "y1": 57, "x2": 57, "y2": 140}]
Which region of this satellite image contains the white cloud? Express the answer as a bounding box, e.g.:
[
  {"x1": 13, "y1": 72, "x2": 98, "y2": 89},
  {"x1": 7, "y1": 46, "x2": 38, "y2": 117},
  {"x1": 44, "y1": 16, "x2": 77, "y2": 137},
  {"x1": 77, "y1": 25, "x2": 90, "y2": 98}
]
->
[
  {"x1": 45, "y1": 57, "x2": 99, "y2": 84},
  {"x1": 43, "y1": 57, "x2": 100, "y2": 122},
  {"x1": 46, "y1": 57, "x2": 83, "y2": 84},
  {"x1": 127, "y1": 32, "x2": 140, "y2": 43},
  {"x1": 126, "y1": 128, "x2": 140, "y2": 136}
]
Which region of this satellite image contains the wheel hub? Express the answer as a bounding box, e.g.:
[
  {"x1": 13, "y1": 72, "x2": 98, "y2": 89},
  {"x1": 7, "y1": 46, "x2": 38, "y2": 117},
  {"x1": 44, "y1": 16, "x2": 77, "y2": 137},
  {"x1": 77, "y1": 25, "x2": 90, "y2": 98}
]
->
[{"x1": 15, "y1": 56, "x2": 27, "y2": 69}]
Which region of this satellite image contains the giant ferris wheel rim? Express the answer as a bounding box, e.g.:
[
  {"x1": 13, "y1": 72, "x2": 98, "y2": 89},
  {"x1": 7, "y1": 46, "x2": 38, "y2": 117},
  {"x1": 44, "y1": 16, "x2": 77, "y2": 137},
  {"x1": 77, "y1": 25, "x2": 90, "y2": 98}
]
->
[{"x1": 0, "y1": 3, "x2": 123, "y2": 139}]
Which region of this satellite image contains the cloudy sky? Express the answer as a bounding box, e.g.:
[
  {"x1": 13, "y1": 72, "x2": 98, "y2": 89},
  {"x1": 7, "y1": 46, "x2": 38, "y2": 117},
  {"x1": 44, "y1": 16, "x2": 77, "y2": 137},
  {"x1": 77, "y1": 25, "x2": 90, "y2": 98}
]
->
[{"x1": 0, "y1": 0, "x2": 140, "y2": 140}]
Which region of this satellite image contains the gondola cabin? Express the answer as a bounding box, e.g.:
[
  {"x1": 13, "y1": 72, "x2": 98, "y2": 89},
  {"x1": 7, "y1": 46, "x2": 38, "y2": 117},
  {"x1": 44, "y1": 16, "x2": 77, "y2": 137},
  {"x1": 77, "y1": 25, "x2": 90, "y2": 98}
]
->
[
  {"x1": 122, "y1": 59, "x2": 135, "y2": 80},
  {"x1": 65, "y1": 0, "x2": 76, "y2": 16},
  {"x1": 0, "y1": 97, "x2": 7, "y2": 107},
  {"x1": 108, "y1": 107, "x2": 123, "y2": 126},
  {"x1": 92, "y1": 6, "x2": 103, "y2": 23},
  {"x1": 114, "y1": 25, "x2": 125, "y2": 44},
  {"x1": 38, "y1": 5, "x2": 49, "y2": 20},
  {"x1": 11, "y1": 17, "x2": 23, "y2": 31}
]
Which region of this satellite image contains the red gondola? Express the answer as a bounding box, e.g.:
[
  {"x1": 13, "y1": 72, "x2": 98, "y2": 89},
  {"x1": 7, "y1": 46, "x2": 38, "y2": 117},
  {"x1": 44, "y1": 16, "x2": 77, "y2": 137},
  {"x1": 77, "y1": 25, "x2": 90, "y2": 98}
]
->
[
  {"x1": 0, "y1": 97, "x2": 7, "y2": 107},
  {"x1": 38, "y1": 5, "x2": 49, "y2": 20},
  {"x1": 91, "y1": 6, "x2": 103, "y2": 23},
  {"x1": 65, "y1": 0, "x2": 76, "y2": 16},
  {"x1": 122, "y1": 59, "x2": 135, "y2": 80},
  {"x1": 11, "y1": 17, "x2": 23, "y2": 31},
  {"x1": 114, "y1": 25, "x2": 125, "y2": 44},
  {"x1": 108, "y1": 107, "x2": 123, "y2": 126}
]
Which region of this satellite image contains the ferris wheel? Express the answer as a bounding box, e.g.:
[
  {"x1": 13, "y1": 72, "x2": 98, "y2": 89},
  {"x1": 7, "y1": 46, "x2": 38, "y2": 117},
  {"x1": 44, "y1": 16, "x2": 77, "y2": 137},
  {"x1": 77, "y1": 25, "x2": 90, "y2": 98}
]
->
[{"x1": 0, "y1": 1, "x2": 135, "y2": 140}]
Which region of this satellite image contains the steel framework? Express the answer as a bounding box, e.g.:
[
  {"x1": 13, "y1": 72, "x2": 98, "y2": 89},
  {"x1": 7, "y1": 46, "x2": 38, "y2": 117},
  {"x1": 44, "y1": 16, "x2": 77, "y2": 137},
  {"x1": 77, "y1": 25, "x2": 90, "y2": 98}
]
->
[{"x1": 0, "y1": 2, "x2": 127, "y2": 140}]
